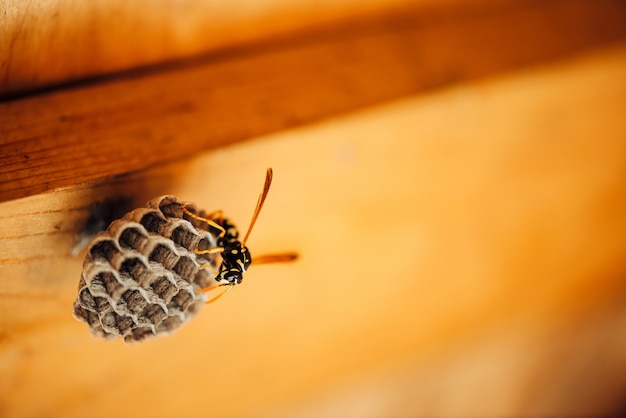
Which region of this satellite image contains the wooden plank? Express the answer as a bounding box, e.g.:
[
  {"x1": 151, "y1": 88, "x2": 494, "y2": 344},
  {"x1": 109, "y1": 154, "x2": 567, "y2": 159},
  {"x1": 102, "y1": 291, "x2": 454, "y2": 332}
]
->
[
  {"x1": 2, "y1": 0, "x2": 626, "y2": 203},
  {"x1": 0, "y1": 0, "x2": 592, "y2": 97},
  {"x1": 1, "y1": 44, "x2": 626, "y2": 417},
  {"x1": 0, "y1": 0, "x2": 423, "y2": 96}
]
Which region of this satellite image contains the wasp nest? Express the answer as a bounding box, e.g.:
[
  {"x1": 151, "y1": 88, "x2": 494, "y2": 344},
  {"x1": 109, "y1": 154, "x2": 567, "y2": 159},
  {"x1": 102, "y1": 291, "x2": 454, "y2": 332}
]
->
[{"x1": 73, "y1": 196, "x2": 220, "y2": 343}]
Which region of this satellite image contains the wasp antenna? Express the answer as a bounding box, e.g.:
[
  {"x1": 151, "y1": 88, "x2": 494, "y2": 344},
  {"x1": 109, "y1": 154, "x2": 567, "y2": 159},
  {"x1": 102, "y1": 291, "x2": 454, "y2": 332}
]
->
[
  {"x1": 253, "y1": 252, "x2": 299, "y2": 264},
  {"x1": 242, "y1": 168, "x2": 273, "y2": 247}
]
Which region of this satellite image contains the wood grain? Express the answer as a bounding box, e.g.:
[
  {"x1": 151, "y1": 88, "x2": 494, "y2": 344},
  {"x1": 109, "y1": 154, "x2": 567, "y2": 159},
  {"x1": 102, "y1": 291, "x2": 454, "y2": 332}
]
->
[
  {"x1": 2, "y1": 0, "x2": 626, "y2": 204},
  {"x1": 1, "y1": 44, "x2": 626, "y2": 417},
  {"x1": 0, "y1": 0, "x2": 572, "y2": 97},
  {"x1": 0, "y1": 0, "x2": 420, "y2": 96}
]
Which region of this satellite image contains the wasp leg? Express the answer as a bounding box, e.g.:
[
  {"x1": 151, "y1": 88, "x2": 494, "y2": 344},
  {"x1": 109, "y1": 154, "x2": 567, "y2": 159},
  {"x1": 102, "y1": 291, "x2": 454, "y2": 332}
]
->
[
  {"x1": 181, "y1": 206, "x2": 226, "y2": 238},
  {"x1": 196, "y1": 283, "x2": 234, "y2": 304},
  {"x1": 203, "y1": 209, "x2": 224, "y2": 222},
  {"x1": 196, "y1": 247, "x2": 224, "y2": 255},
  {"x1": 198, "y1": 263, "x2": 218, "y2": 277}
]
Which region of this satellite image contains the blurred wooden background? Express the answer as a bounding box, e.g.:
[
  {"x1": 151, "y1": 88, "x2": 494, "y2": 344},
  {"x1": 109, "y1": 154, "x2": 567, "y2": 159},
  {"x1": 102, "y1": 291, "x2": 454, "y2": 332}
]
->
[{"x1": 2, "y1": 0, "x2": 626, "y2": 417}]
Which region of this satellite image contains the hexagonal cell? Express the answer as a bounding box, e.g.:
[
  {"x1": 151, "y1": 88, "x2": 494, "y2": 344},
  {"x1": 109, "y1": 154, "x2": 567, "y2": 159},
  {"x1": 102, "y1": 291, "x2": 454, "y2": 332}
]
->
[
  {"x1": 170, "y1": 289, "x2": 195, "y2": 312},
  {"x1": 156, "y1": 196, "x2": 185, "y2": 219},
  {"x1": 149, "y1": 243, "x2": 180, "y2": 270},
  {"x1": 119, "y1": 257, "x2": 149, "y2": 282},
  {"x1": 91, "y1": 271, "x2": 125, "y2": 300},
  {"x1": 118, "y1": 226, "x2": 149, "y2": 250},
  {"x1": 101, "y1": 310, "x2": 134, "y2": 336},
  {"x1": 172, "y1": 255, "x2": 198, "y2": 283},
  {"x1": 89, "y1": 239, "x2": 120, "y2": 263},
  {"x1": 77, "y1": 287, "x2": 97, "y2": 310},
  {"x1": 125, "y1": 326, "x2": 156, "y2": 343},
  {"x1": 170, "y1": 225, "x2": 198, "y2": 251},
  {"x1": 120, "y1": 289, "x2": 149, "y2": 316},
  {"x1": 141, "y1": 303, "x2": 167, "y2": 326},
  {"x1": 150, "y1": 276, "x2": 178, "y2": 303},
  {"x1": 139, "y1": 211, "x2": 167, "y2": 234}
]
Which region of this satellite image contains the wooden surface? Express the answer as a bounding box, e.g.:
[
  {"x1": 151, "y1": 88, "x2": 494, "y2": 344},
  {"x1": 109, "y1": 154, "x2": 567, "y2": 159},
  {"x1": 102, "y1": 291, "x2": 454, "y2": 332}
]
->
[
  {"x1": 2, "y1": 0, "x2": 626, "y2": 203},
  {"x1": 0, "y1": 0, "x2": 418, "y2": 96},
  {"x1": 0, "y1": 0, "x2": 573, "y2": 97},
  {"x1": 1, "y1": 43, "x2": 626, "y2": 417}
]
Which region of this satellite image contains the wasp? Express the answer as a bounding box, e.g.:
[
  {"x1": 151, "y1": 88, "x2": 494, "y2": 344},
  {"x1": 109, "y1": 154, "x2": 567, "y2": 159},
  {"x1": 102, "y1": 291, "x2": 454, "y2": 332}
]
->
[{"x1": 181, "y1": 168, "x2": 297, "y2": 303}]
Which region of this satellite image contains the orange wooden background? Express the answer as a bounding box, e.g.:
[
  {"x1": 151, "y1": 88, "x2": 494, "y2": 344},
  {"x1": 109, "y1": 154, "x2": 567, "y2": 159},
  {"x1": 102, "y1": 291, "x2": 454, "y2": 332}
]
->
[{"x1": 2, "y1": 1, "x2": 626, "y2": 417}]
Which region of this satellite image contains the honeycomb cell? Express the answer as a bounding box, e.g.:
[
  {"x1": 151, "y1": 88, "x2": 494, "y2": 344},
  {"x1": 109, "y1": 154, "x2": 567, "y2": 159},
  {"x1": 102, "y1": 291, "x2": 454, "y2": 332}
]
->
[
  {"x1": 171, "y1": 289, "x2": 194, "y2": 312},
  {"x1": 149, "y1": 243, "x2": 180, "y2": 270},
  {"x1": 120, "y1": 289, "x2": 148, "y2": 316},
  {"x1": 119, "y1": 257, "x2": 149, "y2": 282},
  {"x1": 78, "y1": 287, "x2": 96, "y2": 310},
  {"x1": 125, "y1": 326, "x2": 156, "y2": 343},
  {"x1": 139, "y1": 211, "x2": 167, "y2": 234},
  {"x1": 141, "y1": 303, "x2": 167, "y2": 325},
  {"x1": 150, "y1": 276, "x2": 178, "y2": 303},
  {"x1": 95, "y1": 271, "x2": 125, "y2": 299},
  {"x1": 118, "y1": 226, "x2": 149, "y2": 250},
  {"x1": 172, "y1": 255, "x2": 198, "y2": 283},
  {"x1": 170, "y1": 225, "x2": 198, "y2": 251},
  {"x1": 89, "y1": 239, "x2": 120, "y2": 263}
]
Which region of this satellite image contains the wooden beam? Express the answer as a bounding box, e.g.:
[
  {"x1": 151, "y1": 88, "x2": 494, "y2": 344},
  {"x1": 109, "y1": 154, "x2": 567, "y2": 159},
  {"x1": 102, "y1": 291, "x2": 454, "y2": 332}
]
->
[{"x1": 1, "y1": 0, "x2": 626, "y2": 203}]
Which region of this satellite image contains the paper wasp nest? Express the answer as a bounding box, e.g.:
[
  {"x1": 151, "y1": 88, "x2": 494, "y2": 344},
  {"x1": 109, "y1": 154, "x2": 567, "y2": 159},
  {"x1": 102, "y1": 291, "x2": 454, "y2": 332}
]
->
[{"x1": 73, "y1": 196, "x2": 220, "y2": 343}]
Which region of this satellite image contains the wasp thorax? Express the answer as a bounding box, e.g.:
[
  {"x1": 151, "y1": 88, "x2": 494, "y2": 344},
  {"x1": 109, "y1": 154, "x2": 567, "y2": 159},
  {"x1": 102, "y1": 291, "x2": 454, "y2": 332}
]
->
[
  {"x1": 216, "y1": 241, "x2": 252, "y2": 285},
  {"x1": 216, "y1": 217, "x2": 239, "y2": 242}
]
